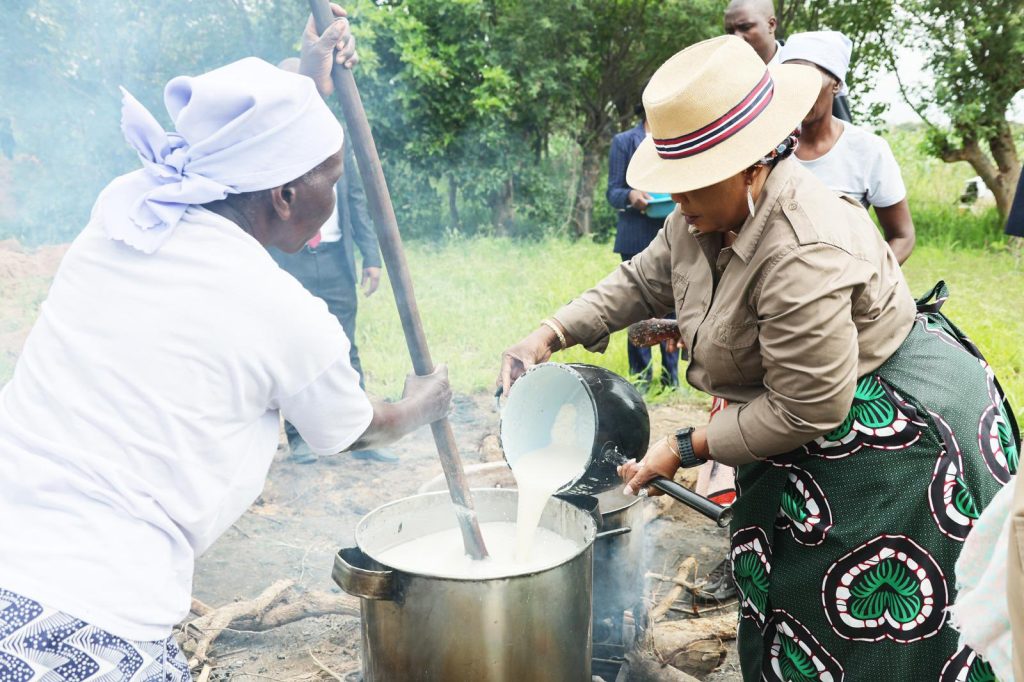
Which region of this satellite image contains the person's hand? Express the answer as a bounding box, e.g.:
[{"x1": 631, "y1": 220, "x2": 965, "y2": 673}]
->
[
  {"x1": 499, "y1": 328, "x2": 558, "y2": 395},
  {"x1": 401, "y1": 364, "x2": 452, "y2": 425},
  {"x1": 628, "y1": 189, "x2": 652, "y2": 212},
  {"x1": 617, "y1": 435, "x2": 682, "y2": 496},
  {"x1": 300, "y1": 3, "x2": 358, "y2": 97},
  {"x1": 361, "y1": 266, "x2": 381, "y2": 297}
]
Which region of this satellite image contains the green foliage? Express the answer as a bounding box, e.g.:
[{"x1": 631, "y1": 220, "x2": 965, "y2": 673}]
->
[
  {"x1": 781, "y1": 0, "x2": 1023, "y2": 213},
  {"x1": 0, "y1": 0, "x2": 308, "y2": 245}
]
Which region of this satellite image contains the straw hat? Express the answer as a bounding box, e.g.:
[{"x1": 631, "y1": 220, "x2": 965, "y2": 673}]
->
[{"x1": 626, "y1": 35, "x2": 819, "y2": 194}]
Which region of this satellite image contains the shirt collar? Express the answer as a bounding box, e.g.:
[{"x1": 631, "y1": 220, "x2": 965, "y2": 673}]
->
[{"x1": 729, "y1": 156, "x2": 797, "y2": 263}]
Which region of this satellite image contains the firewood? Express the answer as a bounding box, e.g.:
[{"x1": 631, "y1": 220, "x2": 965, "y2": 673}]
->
[
  {"x1": 479, "y1": 433, "x2": 505, "y2": 463},
  {"x1": 649, "y1": 613, "x2": 737, "y2": 678},
  {"x1": 650, "y1": 557, "x2": 697, "y2": 622},
  {"x1": 621, "y1": 650, "x2": 702, "y2": 682},
  {"x1": 183, "y1": 580, "x2": 359, "y2": 672}
]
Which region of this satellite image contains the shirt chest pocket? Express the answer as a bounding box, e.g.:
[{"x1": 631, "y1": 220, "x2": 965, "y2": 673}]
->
[
  {"x1": 672, "y1": 272, "x2": 701, "y2": 343},
  {"x1": 706, "y1": 313, "x2": 762, "y2": 386}
]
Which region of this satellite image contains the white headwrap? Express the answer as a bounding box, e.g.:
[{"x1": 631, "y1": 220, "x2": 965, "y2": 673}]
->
[
  {"x1": 779, "y1": 31, "x2": 853, "y2": 87},
  {"x1": 101, "y1": 57, "x2": 344, "y2": 254}
]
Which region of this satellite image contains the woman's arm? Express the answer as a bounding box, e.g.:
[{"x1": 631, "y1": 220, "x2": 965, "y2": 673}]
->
[
  {"x1": 704, "y1": 245, "x2": 861, "y2": 465},
  {"x1": 874, "y1": 199, "x2": 915, "y2": 265}
]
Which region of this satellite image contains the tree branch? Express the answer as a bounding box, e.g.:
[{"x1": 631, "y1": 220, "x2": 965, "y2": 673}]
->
[{"x1": 885, "y1": 48, "x2": 940, "y2": 132}]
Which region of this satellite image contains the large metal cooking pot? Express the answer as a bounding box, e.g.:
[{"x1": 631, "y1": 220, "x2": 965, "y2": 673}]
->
[
  {"x1": 333, "y1": 489, "x2": 597, "y2": 682},
  {"x1": 592, "y1": 488, "x2": 645, "y2": 632}
]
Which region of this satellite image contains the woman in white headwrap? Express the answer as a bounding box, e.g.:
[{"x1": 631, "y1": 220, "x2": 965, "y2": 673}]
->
[
  {"x1": 0, "y1": 14, "x2": 450, "y2": 680},
  {"x1": 780, "y1": 30, "x2": 917, "y2": 264}
]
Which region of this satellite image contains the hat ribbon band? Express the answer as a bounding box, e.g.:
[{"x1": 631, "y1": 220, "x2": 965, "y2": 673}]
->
[{"x1": 653, "y1": 71, "x2": 774, "y2": 160}]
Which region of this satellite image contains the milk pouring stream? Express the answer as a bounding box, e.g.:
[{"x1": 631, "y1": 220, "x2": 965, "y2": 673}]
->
[
  {"x1": 509, "y1": 399, "x2": 588, "y2": 561},
  {"x1": 377, "y1": 398, "x2": 588, "y2": 577}
]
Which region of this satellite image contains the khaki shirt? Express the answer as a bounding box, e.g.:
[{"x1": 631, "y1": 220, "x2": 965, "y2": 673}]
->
[{"x1": 553, "y1": 157, "x2": 916, "y2": 466}]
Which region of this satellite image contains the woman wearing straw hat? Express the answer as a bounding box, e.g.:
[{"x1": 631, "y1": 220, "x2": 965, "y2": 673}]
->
[{"x1": 500, "y1": 35, "x2": 1016, "y2": 679}]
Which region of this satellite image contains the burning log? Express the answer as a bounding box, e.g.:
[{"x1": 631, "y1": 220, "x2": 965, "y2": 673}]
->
[{"x1": 649, "y1": 613, "x2": 737, "y2": 677}]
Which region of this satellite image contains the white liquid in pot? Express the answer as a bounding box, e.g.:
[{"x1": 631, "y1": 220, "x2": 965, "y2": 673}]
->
[{"x1": 376, "y1": 521, "x2": 579, "y2": 579}]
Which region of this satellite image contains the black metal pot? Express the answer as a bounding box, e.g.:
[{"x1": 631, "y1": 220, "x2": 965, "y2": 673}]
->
[{"x1": 500, "y1": 362, "x2": 650, "y2": 496}]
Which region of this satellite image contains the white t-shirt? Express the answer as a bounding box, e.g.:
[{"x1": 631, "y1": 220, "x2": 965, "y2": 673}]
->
[
  {"x1": 319, "y1": 187, "x2": 342, "y2": 243},
  {"x1": 797, "y1": 118, "x2": 907, "y2": 209},
  {"x1": 0, "y1": 188, "x2": 373, "y2": 641}
]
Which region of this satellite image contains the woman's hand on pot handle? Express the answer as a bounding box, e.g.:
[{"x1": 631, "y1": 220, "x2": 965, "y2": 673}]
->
[
  {"x1": 619, "y1": 427, "x2": 711, "y2": 496},
  {"x1": 618, "y1": 436, "x2": 681, "y2": 497},
  {"x1": 499, "y1": 323, "x2": 571, "y2": 395}
]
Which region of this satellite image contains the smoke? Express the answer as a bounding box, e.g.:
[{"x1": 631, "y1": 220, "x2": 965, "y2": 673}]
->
[{"x1": 0, "y1": 0, "x2": 307, "y2": 246}]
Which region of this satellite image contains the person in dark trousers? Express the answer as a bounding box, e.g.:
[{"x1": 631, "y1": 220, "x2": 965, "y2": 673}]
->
[
  {"x1": 724, "y1": 0, "x2": 852, "y2": 122},
  {"x1": 271, "y1": 61, "x2": 392, "y2": 464},
  {"x1": 606, "y1": 105, "x2": 679, "y2": 390},
  {"x1": 1006, "y1": 170, "x2": 1024, "y2": 238}
]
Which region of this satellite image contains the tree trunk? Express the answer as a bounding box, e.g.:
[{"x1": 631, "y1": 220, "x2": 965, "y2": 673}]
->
[
  {"x1": 489, "y1": 177, "x2": 514, "y2": 237},
  {"x1": 940, "y1": 131, "x2": 1021, "y2": 218},
  {"x1": 447, "y1": 172, "x2": 461, "y2": 232},
  {"x1": 571, "y1": 143, "x2": 604, "y2": 237}
]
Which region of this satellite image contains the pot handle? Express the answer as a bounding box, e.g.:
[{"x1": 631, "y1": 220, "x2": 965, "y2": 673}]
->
[
  {"x1": 596, "y1": 527, "x2": 631, "y2": 540},
  {"x1": 333, "y1": 547, "x2": 397, "y2": 601}
]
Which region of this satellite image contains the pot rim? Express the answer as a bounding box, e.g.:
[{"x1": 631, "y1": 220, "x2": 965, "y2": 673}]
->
[{"x1": 354, "y1": 489, "x2": 597, "y2": 582}]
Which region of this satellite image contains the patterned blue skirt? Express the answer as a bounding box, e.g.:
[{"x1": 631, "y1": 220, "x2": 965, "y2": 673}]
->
[{"x1": 0, "y1": 588, "x2": 191, "y2": 681}]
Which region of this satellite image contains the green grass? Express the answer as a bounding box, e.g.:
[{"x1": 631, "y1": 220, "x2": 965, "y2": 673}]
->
[
  {"x1": 356, "y1": 237, "x2": 1023, "y2": 422},
  {"x1": 356, "y1": 236, "x2": 707, "y2": 408}
]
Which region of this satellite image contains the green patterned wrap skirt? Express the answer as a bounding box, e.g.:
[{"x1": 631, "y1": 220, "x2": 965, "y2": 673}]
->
[{"x1": 732, "y1": 287, "x2": 1019, "y2": 682}]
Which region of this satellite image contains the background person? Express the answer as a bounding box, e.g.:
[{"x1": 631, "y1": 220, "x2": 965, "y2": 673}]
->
[
  {"x1": 607, "y1": 103, "x2": 679, "y2": 390},
  {"x1": 500, "y1": 36, "x2": 1011, "y2": 679},
  {"x1": 1005, "y1": 169, "x2": 1024, "y2": 238},
  {"x1": 725, "y1": 0, "x2": 852, "y2": 121},
  {"x1": 781, "y1": 30, "x2": 916, "y2": 263},
  {"x1": 273, "y1": 54, "x2": 392, "y2": 464},
  {"x1": 0, "y1": 36, "x2": 451, "y2": 681}
]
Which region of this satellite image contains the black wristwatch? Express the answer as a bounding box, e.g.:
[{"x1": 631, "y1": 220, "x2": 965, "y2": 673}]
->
[{"x1": 675, "y1": 427, "x2": 702, "y2": 468}]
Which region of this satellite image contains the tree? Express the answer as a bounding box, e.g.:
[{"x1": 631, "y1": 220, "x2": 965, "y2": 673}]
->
[
  {"x1": 897, "y1": 0, "x2": 1023, "y2": 218},
  {"x1": 782, "y1": 0, "x2": 1023, "y2": 220},
  {"x1": 495, "y1": 0, "x2": 719, "y2": 237}
]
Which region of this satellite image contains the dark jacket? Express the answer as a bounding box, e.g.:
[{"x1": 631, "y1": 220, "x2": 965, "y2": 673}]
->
[
  {"x1": 337, "y1": 143, "x2": 381, "y2": 283},
  {"x1": 607, "y1": 122, "x2": 666, "y2": 256},
  {"x1": 1006, "y1": 170, "x2": 1024, "y2": 237}
]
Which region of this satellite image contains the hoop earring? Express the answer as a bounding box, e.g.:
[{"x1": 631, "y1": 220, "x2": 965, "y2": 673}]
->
[{"x1": 746, "y1": 186, "x2": 756, "y2": 217}]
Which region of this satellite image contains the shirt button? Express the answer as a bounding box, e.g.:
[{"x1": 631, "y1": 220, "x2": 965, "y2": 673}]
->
[{"x1": 787, "y1": 201, "x2": 799, "y2": 210}]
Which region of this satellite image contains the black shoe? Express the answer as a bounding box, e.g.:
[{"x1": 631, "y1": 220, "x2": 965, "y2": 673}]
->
[
  {"x1": 351, "y1": 449, "x2": 399, "y2": 463},
  {"x1": 287, "y1": 438, "x2": 318, "y2": 465},
  {"x1": 696, "y1": 557, "x2": 738, "y2": 603}
]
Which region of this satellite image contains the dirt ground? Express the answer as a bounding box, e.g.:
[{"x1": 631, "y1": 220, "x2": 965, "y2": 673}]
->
[{"x1": 0, "y1": 241, "x2": 740, "y2": 681}]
